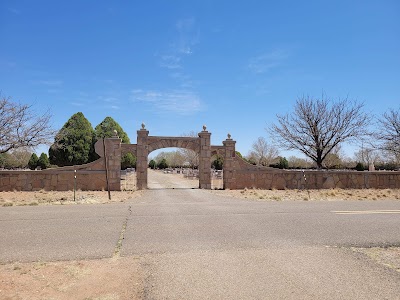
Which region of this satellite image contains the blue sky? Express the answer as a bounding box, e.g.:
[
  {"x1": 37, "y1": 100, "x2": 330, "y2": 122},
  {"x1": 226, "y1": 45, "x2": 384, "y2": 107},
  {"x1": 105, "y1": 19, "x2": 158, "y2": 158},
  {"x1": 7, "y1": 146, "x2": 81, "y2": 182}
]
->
[{"x1": 1, "y1": 1, "x2": 399, "y2": 158}]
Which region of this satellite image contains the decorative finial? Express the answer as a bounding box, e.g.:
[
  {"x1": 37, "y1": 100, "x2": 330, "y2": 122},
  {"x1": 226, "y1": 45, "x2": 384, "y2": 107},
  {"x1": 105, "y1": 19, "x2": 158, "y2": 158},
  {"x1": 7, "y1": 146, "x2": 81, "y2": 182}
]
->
[
  {"x1": 203, "y1": 125, "x2": 207, "y2": 131},
  {"x1": 113, "y1": 130, "x2": 118, "y2": 137},
  {"x1": 141, "y1": 122, "x2": 146, "y2": 130},
  {"x1": 227, "y1": 133, "x2": 231, "y2": 139}
]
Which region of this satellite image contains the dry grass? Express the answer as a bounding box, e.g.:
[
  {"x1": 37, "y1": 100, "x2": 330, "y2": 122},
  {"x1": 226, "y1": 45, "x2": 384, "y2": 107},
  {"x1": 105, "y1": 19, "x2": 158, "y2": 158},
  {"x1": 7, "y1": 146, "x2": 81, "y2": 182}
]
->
[
  {"x1": 0, "y1": 190, "x2": 142, "y2": 207},
  {"x1": 212, "y1": 188, "x2": 400, "y2": 202}
]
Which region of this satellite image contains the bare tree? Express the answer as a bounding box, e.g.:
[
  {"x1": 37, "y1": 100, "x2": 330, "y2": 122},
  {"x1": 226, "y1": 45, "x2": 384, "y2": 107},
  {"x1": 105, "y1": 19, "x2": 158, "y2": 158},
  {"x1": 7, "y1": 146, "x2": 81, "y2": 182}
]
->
[
  {"x1": 323, "y1": 145, "x2": 344, "y2": 169},
  {"x1": 287, "y1": 156, "x2": 313, "y2": 169},
  {"x1": 376, "y1": 108, "x2": 400, "y2": 161},
  {"x1": 0, "y1": 94, "x2": 54, "y2": 154},
  {"x1": 179, "y1": 131, "x2": 199, "y2": 168},
  {"x1": 270, "y1": 95, "x2": 370, "y2": 169},
  {"x1": 248, "y1": 137, "x2": 279, "y2": 166},
  {"x1": 0, "y1": 148, "x2": 32, "y2": 169},
  {"x1": 154, "y1": 151, "x2": 185, "y2": 167},
  {"x1": 354, "y1": 147, "x2": 380, "y2": 166}
]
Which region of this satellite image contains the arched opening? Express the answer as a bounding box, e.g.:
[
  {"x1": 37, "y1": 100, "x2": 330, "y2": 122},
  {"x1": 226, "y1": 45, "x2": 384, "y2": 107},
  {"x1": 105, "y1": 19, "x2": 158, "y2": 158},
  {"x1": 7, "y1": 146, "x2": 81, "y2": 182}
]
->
[
  {"x1": 132, "y1": 127, "x2": 214, "y2": 190},
  {"x1": 147, "y1": 147, "x2": 200, "y2": 189}
]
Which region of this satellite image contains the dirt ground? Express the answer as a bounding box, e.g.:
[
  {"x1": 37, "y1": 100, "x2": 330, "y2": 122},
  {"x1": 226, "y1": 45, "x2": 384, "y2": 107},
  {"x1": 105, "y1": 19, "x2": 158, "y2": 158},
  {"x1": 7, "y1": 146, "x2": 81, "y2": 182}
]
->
[
  {"x1": 0, "y1": 257, "x2": 144, "y2": 300},
  {"x1": 1, "y1": 172, "x2": 399, "y2": 299}
]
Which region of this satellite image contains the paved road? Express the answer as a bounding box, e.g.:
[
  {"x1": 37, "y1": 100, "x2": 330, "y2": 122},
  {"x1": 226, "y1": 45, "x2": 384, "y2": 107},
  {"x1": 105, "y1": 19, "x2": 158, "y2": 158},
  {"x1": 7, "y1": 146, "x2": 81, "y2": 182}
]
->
[
  {"x1": 0, "y1": 203, "x2": 130, "y2": 262},
  {"x1": 1, "y1": 171, "x2": 400, "y2": 299}
]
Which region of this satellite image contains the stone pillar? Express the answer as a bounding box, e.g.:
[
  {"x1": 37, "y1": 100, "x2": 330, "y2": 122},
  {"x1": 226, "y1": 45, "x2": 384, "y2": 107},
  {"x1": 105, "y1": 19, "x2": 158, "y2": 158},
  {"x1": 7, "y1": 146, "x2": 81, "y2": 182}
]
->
[
  {"x1": 104, "y1": 132, "x2": 122, "y2": 191},
  {"x1": 136, "y1": 123, "x2": 149, "y2": 190},
  {"x1": 223, "y1": 134, "x2": 236, "y2": 189},
  {"x1": 198, "y1": 126, "x2": 212, "y2": 189}
]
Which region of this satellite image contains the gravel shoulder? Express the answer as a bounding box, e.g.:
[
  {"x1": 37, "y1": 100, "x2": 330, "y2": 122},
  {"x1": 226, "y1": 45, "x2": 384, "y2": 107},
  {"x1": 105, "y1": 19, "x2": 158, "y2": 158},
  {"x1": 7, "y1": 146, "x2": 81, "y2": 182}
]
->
[{"x1": 353, "y1": 246, "x2": 400, "y2": 273}]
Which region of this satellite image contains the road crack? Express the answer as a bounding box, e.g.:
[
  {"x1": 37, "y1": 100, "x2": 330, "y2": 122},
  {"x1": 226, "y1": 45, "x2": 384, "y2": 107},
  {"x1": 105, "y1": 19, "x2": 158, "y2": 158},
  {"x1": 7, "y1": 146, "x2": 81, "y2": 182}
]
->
[{"x1": 113, "y1": 205, "x2": 132, "y2": 258}]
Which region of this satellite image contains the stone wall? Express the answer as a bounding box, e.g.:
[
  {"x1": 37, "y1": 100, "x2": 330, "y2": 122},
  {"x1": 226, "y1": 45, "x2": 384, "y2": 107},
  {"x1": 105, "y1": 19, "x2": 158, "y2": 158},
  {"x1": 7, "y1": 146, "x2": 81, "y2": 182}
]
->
[
  {"x1": 0, "y1": 137, "x2": 122, "y2": 192},
  {"x1": 0, "y1": 164, "x2": 106, "y2": 191},
  {"x1": 2, "y1": 130, "x2": 398, "y2": 192},
  {"x1": 224, "y1": 156, "x2": 400, "y2": 190}
]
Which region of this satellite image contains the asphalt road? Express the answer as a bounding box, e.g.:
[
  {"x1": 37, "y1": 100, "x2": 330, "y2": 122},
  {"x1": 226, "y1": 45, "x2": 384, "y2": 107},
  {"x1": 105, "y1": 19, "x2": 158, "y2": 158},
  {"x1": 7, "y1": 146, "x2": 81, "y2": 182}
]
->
[{"x1": 1, "y1": 171, "x2": 400, "y2": 299}]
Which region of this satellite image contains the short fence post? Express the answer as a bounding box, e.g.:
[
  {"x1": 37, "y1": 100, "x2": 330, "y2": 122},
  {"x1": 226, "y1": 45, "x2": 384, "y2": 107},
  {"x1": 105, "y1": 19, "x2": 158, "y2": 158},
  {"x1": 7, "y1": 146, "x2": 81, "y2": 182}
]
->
[
  {"x1": 74, "y1": 169, "x2": 77, "y2": 201},
  {"x1": 302, "y1": 170, "x2": 310, "y2": 201}
]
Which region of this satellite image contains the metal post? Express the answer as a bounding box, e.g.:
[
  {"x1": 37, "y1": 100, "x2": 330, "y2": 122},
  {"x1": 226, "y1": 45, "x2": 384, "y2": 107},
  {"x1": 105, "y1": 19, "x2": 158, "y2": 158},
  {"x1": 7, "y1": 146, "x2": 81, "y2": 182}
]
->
[
  {"x1": 103, "y1": 139, "x2": 111, "y2": 200},
  {"x1": 74, "y1": 169, "x2": 77, "y2": 201},
  {"x1": 302, "y1": 170, "x2": 310, "y2": 201}
]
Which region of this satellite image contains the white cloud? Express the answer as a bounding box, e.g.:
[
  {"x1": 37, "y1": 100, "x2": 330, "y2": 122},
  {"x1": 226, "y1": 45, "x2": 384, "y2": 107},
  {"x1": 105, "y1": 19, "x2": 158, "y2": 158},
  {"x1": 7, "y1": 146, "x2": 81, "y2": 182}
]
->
[
  {"x1": 32, "y1": 80, "x2": 63, "y2": 86},
  {"x1": 248, "y1": 50, "x2": 289, "y2": 74},
  {"x1": 169, "y1": 72, "x2": 196, "y2": 88},
  {"x1": 159, "y1": 17, "x2": 199, "y2": 71},
  {"x1": 47, "y1": 89, "x2": 61, "y2": 94},
  {"x1": 174, "y1": 17, "x2": 199, "y2": 55},
  {"x1": 160, "y1": 55, "x2": 182, "y2": 69},
  {"x1": 176, "y1": 18, "x2": 195, "y2": 32},
  {"x1": 131, "y1": 89, "x2": 203, "y2": 115},
  {"x1": 98, "y1": 96, "x2": 118, "y2": 103},
  {"x1": 70, "y1": 102, "x2": 85, "y2": 107}
]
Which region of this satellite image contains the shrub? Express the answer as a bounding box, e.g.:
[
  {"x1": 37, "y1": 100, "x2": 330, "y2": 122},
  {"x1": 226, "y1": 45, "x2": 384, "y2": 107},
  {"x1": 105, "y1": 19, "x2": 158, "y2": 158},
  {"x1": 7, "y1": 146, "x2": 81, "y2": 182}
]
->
[
  {"x1": 28, "y1": 153, "x2": 39, "y2": 170},
  {"x1": 355, "y1": 162, "x2": 366, "y2": 171},
  {"x1": 121, "y1": 153, "x2": 136, "y2": 170},
  {"x1": 37, "y1": 153, "x2": 50, "y2": 169},
  {"x1": 157, "y1": 158, "x2": 168, "y2": 169}
]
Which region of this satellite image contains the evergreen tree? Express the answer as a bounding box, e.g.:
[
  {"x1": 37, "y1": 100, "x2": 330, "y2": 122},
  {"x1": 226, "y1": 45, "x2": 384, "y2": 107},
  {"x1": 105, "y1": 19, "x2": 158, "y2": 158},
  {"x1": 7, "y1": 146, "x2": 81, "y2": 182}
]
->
[
  {"x1": 95, "y1": 116, "x2": 135, "y2": 169},
  {"x1": 157, "y1": 158, "x2": 168, "y2": 169},
  {"x1": 28, "y1": 153, "x2": 39, "y2": 170},
  {"x1": 38, "y1": 153, "x2": 50, "y2": 169},
  {"x1": 355, "y1": 162, "x2": 366, "y2": 171},
  {"x1": 212, "y1": 155, "x2": 224, "y2": 170},
  {"x1": 149, "y1": 159, "x2": 156, "y2": 169},
  {"x1": 95, "y1": 117, "x2": 130, "y2": 143},
  {"x1": 121, "y1": 153, "x2": 136, "y2": 170},
  {"x1": 277, "y1": 157, "x2": 289, "y2": 169},
  {"x1": 49, "y1": 112, "x2": 95, "y2": 166}
]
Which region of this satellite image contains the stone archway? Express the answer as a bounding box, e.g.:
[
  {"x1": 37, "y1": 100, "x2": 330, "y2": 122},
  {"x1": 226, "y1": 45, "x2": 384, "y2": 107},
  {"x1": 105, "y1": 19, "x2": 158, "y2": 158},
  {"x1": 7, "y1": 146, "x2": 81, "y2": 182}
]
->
[{"x1": 121, "y1": 124, "x2": 212, "y2": 190}]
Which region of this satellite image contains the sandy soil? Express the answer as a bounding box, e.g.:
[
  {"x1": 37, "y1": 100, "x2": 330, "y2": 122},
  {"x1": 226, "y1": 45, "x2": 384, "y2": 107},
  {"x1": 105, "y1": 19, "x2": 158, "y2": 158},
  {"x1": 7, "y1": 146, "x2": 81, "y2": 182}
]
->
[
  {"x1": 0, "y1": 257, "x2": 144, "y2": 300},
  {"x1": 0, "y1": 190, "x2": 142, "y2": 207}
]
